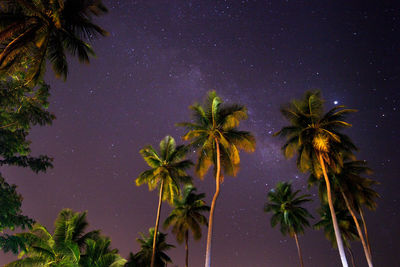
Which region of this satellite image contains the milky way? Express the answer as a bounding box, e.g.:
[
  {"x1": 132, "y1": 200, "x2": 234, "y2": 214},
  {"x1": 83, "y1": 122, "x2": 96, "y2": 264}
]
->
[{"x1": 1, "y1": 1, "x2": 399, "y2": 266}]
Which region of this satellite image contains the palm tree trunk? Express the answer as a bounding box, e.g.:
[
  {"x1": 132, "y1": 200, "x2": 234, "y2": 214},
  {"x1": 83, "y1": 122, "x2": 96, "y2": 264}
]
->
[
  {"x1": 359, "y1": 207, "x2": 372, "y2": 256},
  {"x1": 340, "y1": 190, "x2": 373, "y2": 267},
  {"x1": 318, "y1": 153, "x2": 349, "y2": 267},
  {"x1": 205, "y1": 139, "x2": 221, "y2": 267},
  {"x1": 151, "y1": 179, "x2": 164, "y2": 267},
  {"x1": 293, "y1": 233, "x2": 304, "y2": 267},
  {"x1": 185, "y1": 230, "x2": 189, "y2": 267},
  {"x1": 347, "y1": 247, "x2": 356, "y2": 267}
]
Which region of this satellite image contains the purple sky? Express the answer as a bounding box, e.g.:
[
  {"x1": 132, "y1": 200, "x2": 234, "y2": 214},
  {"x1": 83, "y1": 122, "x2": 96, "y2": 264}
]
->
[{"x1": 1, "y1": 1, "x2": 399, "y2": 266}]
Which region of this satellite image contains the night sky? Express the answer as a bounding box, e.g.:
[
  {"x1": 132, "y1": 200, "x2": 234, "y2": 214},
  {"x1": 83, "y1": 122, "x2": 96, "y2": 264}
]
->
[{"x1": 1, "y1": 1, "x2": 400, "y2": 266}]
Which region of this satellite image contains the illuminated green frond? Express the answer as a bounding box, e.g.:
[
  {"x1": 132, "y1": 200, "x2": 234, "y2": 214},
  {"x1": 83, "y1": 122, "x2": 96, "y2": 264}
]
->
[
  {"x1": 307, "y1": 91, "x2": 323, "y2": 118},
  {"x1": 160, "y1": 135, "x2": 176, "y2": 160},
  {"x1": 298, "y1": 146, "x2": 312, "y2": 173},
  {"x1": 135, "y1": 169, "x2": 155, "y2": 187},
  {"x1": 282, "y1": 136, "x2": 299, "y2": 159},
  {"x1": 182, "y1": 130, "x2": 205, "y2": 141},
  {"x1": 188, "y1": 104, "x2": 209, "y2": 126},
  {"x1": 219, "y1": 104, "x2": 248, "y2": 130},
  {"x1": 196, "y1": 147, "x2": 213, "y2": 179},
  {"x1": 209, "y1": 92, "x2": 222, "y2": 126},
  {"x1": 6, "y1": 209, "x2": 102, "y2": 266},
  {"x1": 179, "y1": 90, "x2": 255, "y2": 181},
  {"x1": 224, "y1": 130, "x2": 256, "y2": 153},
  {"x1": 139, "y1": 146, "x2": 161, "y2": 168},
  {"x1": 275, "y1": 90, "x2": 356, "y2": 179}
]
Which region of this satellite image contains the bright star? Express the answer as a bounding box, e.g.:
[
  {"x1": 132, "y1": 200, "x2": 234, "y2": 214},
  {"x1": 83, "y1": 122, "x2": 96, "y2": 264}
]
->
[{"x1": 333, "y1": 100, "x2": 338, "y2": 105}]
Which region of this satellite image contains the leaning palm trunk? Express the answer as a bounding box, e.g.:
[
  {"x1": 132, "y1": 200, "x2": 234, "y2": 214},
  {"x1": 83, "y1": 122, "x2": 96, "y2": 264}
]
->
[
  {"x1": 204, "y1": 139, "x2": 221, "y2": 267},
  {"x1": 359, "y1": 207, "x2": 372, "y2": 256},
  {"x1": 318, "y1": 153, "x2": 349, "y2": 267},
  {"x1": 293, "y1": 233, "x2": 304, "y2": 267},
  {"x1": 151, "y1": 179, "x2": 165, "y2": 267},
  {"x1": 347, "y1": 247, "x2": 356, "y2": 267},
  {"x1": 185, "y1": 230, "x2": 189, "y2": 267},
  {"x1": 340, "y1": 190, "x2": 373, "y2": 267}
]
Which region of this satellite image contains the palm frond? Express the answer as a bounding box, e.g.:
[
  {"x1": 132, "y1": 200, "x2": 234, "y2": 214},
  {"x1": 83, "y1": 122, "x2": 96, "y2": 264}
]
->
[
  {"x1": 47, "y1": 32, "x2": 68, "y2": 79},
  {"x1": 264, "y1": 182, "x2": 313, "y2": 236}
]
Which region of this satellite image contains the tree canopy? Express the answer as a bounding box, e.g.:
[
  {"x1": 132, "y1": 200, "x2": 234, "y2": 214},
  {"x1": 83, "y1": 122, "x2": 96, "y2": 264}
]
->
[
  {"x1": 0, "y1": 0, "x2": 108, "y2": 82},
  {"x1": 264, "y1": 182, "x2": 313, "y2": 237},
  {"x1": 0, "y1": 74, "x2": 54, "y2": 253},
  {"x1": 126, "y1": 228, "x2": 174, "y2": 267}
]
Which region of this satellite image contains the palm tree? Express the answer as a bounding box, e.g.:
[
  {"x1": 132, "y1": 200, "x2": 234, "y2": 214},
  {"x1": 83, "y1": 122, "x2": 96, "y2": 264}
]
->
[
  {"x1": 274, "y1": 90, "x2": 357, "y2": 267},
  {"x1": 164, "y1": 185, "x2": 210, "y2": 267},
  {"x1": 135, "y1": 135, "x2": 193, "y2": 267},
  {"x1": 80, "y1": 238, "x2": 126, "y2": 267},
  {"x1": 309, "y1": 159, "x2": 378, "y2": 267},
  {"x1": 5, "y1": 224, "x2": 81, "y2": 266},
  {"x1": 314, "y1": 203, "x2": 359, "y2": 267},
  {"x1": 178, "y1": 90, "x2": 256, "y2": 267},
  {"x1": 127, "y1": 228, "x2": 174, "y2": 267},
  {"x1": 334, "y1": 160, "x2": 378, "y2": 266},
  {"x1": 54, "y1": 208, "x2": 100, "y2": 251},
  {"x1": 80, "y1": 237, "x2": 127, "y2": 267},
  {"x1": 5, "y1": 208, "x2": 99, "y2": 266},
  {"x1": 264, "y1": 182, "x2": 313, "y2": 267},
  {"x1": 335, "y1": 160, "x2": 379, "y2": 254},
  {"x1": 0, "y1": 0, "x2": 108, "y2": 83}
]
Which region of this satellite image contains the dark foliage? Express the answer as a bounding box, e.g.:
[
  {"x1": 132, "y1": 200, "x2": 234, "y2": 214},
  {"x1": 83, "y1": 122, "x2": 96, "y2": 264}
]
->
[
  {"x1": 0, "y1": 0, "x2": 108, "y2": 82},
  {"x1": 0, "y1": 74, "x2": 54, "y2": 254}
]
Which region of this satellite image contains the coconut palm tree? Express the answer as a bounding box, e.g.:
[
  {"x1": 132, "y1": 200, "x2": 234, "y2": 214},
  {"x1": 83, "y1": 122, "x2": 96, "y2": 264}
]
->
[
  {"x1": 5, "y1": 224, "x2": 81, "y2": 266},
  {"x1": 54, "y1": 208, "x2": 100, "y2": 251},
  {"x1": 333, "y1": 160, "x2": 378, "y2": 266},
  {"x1": 164, "y1": 185, "x2": 210, "y2": 267},
  {"x1": 0, "y1": 0, "x2": 108, "y2": 83},
  {"x1": 135, "y1": 135, "x2": 192, "y2": 267},
  {"x1": 127, "y1": 228, "x2": 174, "y2": 267},
  {"x1": 309, "y1": 159, "x2": 378, "y2": 267},
  {"x1": 80, "y1": 237, "x2": 127, "y2": 267},
  {"x1": 264, "y1": 182, "x2": 313, "y2": 267},
  {"x1": 5, "y1": 208, "x2": 99, "y2": 266},
  {"x1": 178, "y1": 90, "x2": 256, "y2": 267},
  {"x1": 274, "y1": 90, "x2": 357, "y2": 267},
  {"x1": 334, "y1": 160, "x2": 379, "y2": 257},
  {"x1": 314, "y1": 203, "x2": 359, "y2": 267}
]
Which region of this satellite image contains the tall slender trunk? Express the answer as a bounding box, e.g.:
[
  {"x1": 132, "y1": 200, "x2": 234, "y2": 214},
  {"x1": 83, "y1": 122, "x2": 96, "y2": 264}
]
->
[
  {"x1": 204, "y1": 139, "x2": 221, "y2": 267},
  {"x1": 151, "y1": 179, "x2": 164, "y2": 267},
  {"x1": 340, "y1": 190, "x2": 373, "y2": 267},
  {"x1": 293, "y1": 233, "x2": 304, "y2": 267},
  {"x1": 359, "y1": 207, "x2": 372, "y2": 256},
  {"x1": 318, "y1": 153, "x2": 348, "y2": 267},
  {"x1": 185, "y1": 230, "x2": 189, "y2": 267},
  {"x1": 347, "y1": 247, "x2": 356, "y2": 267}
]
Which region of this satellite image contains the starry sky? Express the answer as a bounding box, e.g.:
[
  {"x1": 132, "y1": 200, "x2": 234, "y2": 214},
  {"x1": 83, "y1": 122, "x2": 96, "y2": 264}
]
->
[{"x1": 1, "y1": 1, "x2": 400, "y2": 266}]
